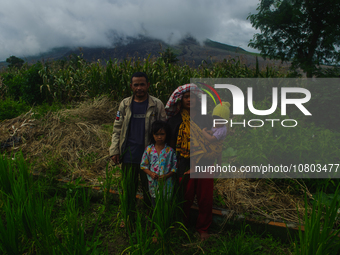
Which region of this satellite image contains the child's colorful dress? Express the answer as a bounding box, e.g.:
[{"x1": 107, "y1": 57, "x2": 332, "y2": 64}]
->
[{"x1": 140, "y1": 144, "x2": 177, "y2": 198}]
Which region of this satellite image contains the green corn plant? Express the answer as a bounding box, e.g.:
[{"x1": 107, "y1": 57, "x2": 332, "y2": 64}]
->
[
  {"x1": 218, "y1": 224, "x2": 262, "y2": 254},
  {"x1": 60, "y1": 190, "x2": 103, "y2": 255},
  {"x1": 0, "y1": 154, "x2": 16, "y2": 196},
  {"x1": 123, "y1": 211, "x2": 154, "y2": 255},
  {"x1": 80, "y1": 186, "x2": 92, "y2": 213},
  {"x1": 22, "y1": 192, "x2": 60, "y2": 254},
  {"x1": 0, "y1": 199, "x2": 27, "y2": 255},
  {"x1": 0, "y1": 153, "x2": 59, "y2": 254},
  {"x1": 98, "y1": 164, "x2": 116, "y2": 208},
  {"x1": 150, "y1": 177, "x2": 190, "y2": 254},
  {"x1": 117, "y1": 165, "x2": 137, "y2": 233},
  {"x1": 294, "y1": 186, "x2": 340, "y2": 255}
]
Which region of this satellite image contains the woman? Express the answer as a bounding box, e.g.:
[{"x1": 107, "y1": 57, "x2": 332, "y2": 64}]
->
[{"x1": 166, "y1": 84, "x2": 216, "y2": 241}]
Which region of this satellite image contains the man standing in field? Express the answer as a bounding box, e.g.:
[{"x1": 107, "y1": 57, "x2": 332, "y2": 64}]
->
[{"x1": 109, "y1": 72, "x2": 166, "y2": 218}]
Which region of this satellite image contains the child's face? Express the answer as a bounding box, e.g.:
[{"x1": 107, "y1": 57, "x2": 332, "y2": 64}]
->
[{"x1": 153, "y1": 128, "x2": 166, "y2": 144}]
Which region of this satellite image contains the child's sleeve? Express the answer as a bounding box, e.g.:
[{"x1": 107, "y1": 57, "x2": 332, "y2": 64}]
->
[
  {"x1": 140, "y1": 146, "x2": 151, "y2": 170},
  {"x1": 213, "y1": 126, "x2": 227, "y2": 141}
]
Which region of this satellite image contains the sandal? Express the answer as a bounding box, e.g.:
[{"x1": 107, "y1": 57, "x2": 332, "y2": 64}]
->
[{"x1": 120, "y1": 220, "x2": 125, "y2": 228}]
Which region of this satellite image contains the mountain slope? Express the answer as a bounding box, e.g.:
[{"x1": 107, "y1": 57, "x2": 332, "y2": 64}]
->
[{"x1": 1, "y1": 36, "x2": 287, "y2": 69}]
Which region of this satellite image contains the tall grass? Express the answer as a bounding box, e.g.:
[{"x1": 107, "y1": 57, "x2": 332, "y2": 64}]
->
[
  {"x1": 118, "y1": 165, "x2": 138, "y2": 232},
  {"x1": 294, "y1": 186, "x2": 340, "y2": 255},
  {"x1": 0, "y1": 153, "x2": 107, "y2": 254},
  {"x1": 150, "y1": 179, "x2": 189, "y2": 254},
  {"x1": 0, "y1": 153, "x2": 57, "y2": 254}
]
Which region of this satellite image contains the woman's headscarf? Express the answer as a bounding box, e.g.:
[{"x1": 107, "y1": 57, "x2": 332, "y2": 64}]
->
[
  {"x1": 166, "y1": 84, "x2": 223, "y2": 162},
  {"x1": 165, "y1": 84, "x2": 203, "y2": 118}
]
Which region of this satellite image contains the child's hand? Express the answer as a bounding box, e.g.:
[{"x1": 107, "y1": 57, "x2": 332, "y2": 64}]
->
[
  {"x1": 158, "y1": 174, "x2": 165, "y2": 180},
  {"x1": 149, "y1": 172, "x2": 158, "y2": 180}
]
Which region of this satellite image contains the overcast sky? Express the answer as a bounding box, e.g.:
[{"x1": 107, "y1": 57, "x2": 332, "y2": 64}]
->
[{"x1": 0, "y1": 0, "x2": 260, "y2": 61}]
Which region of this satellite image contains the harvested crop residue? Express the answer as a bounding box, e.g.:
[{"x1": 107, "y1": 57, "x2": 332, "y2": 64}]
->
[
  {"x1": 0, "y1": 96, "x2": 119, "y2": 184},
  {"x1": 214, "y1": 178, "x2": 312, "y2": 223}
]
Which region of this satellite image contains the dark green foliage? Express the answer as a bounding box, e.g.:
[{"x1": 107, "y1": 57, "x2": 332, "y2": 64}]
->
[
  {"x1": 159, "y1": 47, "x2": 179, "y2": 65},
  {"x1": 2, "y1": 62, "x2": 45, "y2": 105},
  {"x1": 0, "y1": 154, "x2": 107, "y2": 254},
  {"x1": 1, "y1": 53, "x2": 291, "y2": 109},
  {"x1": 6, "y1": 56, "x2": 24, "y2": 69},
  {"x1": 248, "y1": 0, "x2": 340, "y2": 77},
  {"x1": 21, "y1": 62, "x2": 45, "y2": 105},
  {"x1": 1, "y1": 72, "x2": 25, "y2": 101},
  {"x1": 0, "y1": 98, "x2": 30, "y2": 120},
  {"x1": 294, "y1": 187, "x2": 340, "y2": 255}
]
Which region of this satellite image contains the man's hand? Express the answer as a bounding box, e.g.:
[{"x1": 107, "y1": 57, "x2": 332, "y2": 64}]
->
[{"x1": 111, "y1": 154, "x2": 120, "y2": 164}]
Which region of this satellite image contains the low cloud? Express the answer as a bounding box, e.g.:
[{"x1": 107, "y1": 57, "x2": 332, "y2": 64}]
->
[{"x1": 0, "y1": 0, "x2": 259, "y2": 61}]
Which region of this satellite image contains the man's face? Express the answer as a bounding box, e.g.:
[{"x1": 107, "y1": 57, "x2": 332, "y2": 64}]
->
[{"x1": 130, "y1": 77, "x2": 150, "y2": 100}]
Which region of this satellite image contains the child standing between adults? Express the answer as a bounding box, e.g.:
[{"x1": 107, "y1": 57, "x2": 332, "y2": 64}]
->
[{"x1": 140, "y1": 121, "x2": 177, "y2": 206}]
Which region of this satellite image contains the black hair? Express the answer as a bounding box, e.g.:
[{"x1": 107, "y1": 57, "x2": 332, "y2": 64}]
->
[
  {"x1": 150, "y1": 120, "x2": 171, "y2": 145},
  {"x1": 131, "y1": 72, "x2": 149, "y2": 83}
]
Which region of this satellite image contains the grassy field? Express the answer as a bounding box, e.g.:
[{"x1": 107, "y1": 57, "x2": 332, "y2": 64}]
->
[{"x1": 1, "y1": 55, "x2": 340, "y2": 254}]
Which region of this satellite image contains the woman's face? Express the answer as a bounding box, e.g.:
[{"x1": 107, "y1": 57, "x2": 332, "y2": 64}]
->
[{"x1": 181, "y1": 92, "x2": 197, "y2": 110}]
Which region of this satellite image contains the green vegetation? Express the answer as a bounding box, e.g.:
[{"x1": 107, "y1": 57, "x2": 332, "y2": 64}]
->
[
  {"x1": 0, "y1": 153, "x2": 295, "y2": 254},
  {"x1": 205, "y1": 39, "x2": 249, "y2": 54},
  {"x1": 0, "y1": 53, "x2": 290, "y2": 111},
  {"x1": 0, "y1": 98, "x2": 30, "y2": 120},
  {"x1": 1, "y1": 54, "x2": 339, "y2": 254},
  {"x1": 293, "y1": 188, "x2": 340, "y2": 255},
  {"x1": 248, "y1": 0, "x2": 340, "y2": 77},
  {"x1": 2, "y1": 152, "x2": 340, "y2": 254},
  {"x1": 6, "y1": 56, "x2": 25, "y2": 69}
]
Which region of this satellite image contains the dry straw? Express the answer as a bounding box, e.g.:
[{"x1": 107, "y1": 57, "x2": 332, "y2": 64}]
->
[
  {"x1": 0, "y1": 96, "x2": 118, "y2": 184},
  {"x1": 214, "y1": 178, "x2": 310, "y2": 223}
]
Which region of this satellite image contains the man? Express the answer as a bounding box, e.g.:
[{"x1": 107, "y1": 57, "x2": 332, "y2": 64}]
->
[{"x1": 109, "y1": 72, "x2": 166, "y2": 214}]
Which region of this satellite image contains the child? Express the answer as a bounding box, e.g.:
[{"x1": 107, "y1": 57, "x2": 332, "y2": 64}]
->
[
  {"x1": 140, "y1": 120, "x2": 177, "y2": 206},
  {"x1": 201, "y1": 102, "x2": 230, "y2": 166}
]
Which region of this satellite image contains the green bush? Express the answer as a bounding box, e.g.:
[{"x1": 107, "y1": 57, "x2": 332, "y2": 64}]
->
[
  {"x1": 0, "y1": 98, "x2": 30, "y2": 120},
  {"x1": 20, "y1": 62, "x2": 44, "y2": 105},
  {"x1": 2, "y1": 62, "x2": 45, "y2": 105}
]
